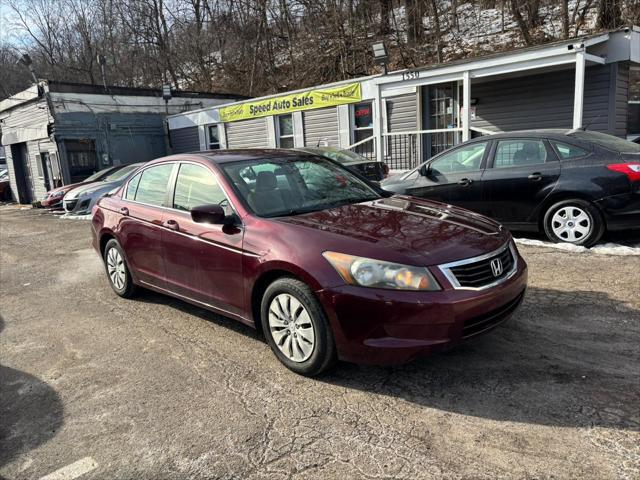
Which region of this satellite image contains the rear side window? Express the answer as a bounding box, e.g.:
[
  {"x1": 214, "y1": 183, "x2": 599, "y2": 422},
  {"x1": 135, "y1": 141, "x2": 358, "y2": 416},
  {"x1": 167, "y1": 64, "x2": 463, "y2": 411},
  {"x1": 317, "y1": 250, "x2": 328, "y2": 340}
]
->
[
  {"x1": 125, "y1": 173, "x2": 142, "y2": 199},
  {"x1": 551, "y1": 141, "x2": 589, "y2": 159},
  {"x1": 494, "y1": 140, "x2": 547, "y2": 168},
  {"x1": 132, "y1": 164, "x2": 174, "y2": 206},
  {"x1": 173, "y1": 163, "x2": 227, "y2": 211}
]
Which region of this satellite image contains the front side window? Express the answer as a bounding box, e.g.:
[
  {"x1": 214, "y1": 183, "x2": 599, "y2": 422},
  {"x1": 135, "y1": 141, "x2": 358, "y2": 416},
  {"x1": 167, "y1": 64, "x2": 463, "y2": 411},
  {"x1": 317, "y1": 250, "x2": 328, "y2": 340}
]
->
[
  {"x1": 551, "y1": 141, "x2": 589, "y2": 159},
  {"x1": 104, "y1": 163, "x2": 141, "y2": 182},
  {"x1": 222, "y1": 156, "x2": 380, "y2": 217},
  {"x1": 277, "y1": 114, "x2": 294, "y2": 148},
  {"x1": 494, "y1": 140, "x2": 547, "y2": 168},
  {"x1": 131, "y1": 163, "x2": 174, "y2": 206},
  {"x1": 173, "y1": 163, "x2": 228, "y2": 212},
  {"x1": 208, "y1": 125, "x2": 221, "y2": 150},
  {"x1": 429, "y1": 142, "x2": 487, "y2": 175}
]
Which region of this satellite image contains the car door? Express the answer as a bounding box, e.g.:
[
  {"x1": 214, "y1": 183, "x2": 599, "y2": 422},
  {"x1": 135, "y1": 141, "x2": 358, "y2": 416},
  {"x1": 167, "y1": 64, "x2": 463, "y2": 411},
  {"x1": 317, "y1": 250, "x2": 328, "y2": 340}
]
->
[
  {"x1": 160, "y1": 162, "x2": 245, "y2": 318},
  {"x1": 118, "y1": 162, "x2": 175, "y2": 288},
  {"x1": 404, "y1": 140, "x2": 489, "y2": 213},
  {"x1": 482, "y1": 138, "x2": 561, "y2": 226}
]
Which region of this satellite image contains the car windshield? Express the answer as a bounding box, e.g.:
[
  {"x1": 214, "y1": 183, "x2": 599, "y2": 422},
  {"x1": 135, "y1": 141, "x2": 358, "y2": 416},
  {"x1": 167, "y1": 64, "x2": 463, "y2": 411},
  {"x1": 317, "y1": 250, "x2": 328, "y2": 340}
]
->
[
  {"x1": 84, "y1": 167, "x2": 116, "y2": 182},
  {"x1": 304, "y1": 148, "x2": 366, "y2": 164},
  {"x1": 221, "y1": 156, "x2": 381, "y2": 217},
  {"x1": 568, "y1": 131, "x2": 640, "y2": 153},
  {"x1": 103, "y1": 164, "x2": 141, "y2": 182}
]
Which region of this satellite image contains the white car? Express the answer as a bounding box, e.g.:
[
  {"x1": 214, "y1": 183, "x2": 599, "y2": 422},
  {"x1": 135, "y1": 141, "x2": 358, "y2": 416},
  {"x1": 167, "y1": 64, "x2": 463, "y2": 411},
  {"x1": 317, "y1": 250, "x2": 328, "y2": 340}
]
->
[{"x1": 63, "y1": 163, "x2": 144, "y2": 215}]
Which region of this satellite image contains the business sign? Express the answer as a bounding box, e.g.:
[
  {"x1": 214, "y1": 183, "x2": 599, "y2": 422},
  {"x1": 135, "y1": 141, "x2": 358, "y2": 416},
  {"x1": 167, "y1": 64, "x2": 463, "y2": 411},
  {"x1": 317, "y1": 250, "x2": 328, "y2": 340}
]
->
[{"x1": 219, "y1": 83, "x2": 362, "y2": 123}]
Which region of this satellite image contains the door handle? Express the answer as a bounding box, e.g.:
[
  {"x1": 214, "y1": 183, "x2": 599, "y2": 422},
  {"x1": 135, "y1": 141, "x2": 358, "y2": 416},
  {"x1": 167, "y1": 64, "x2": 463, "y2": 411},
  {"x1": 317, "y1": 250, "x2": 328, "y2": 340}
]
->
[
  {"x1": 528, "y1": 173, "x2": 542, "y2": 182},
  {"x1": 119, "y1": 207, "x2": 129, "y2": 216},
  {"x1": 163, "y1": 219, "x2": 179, "y2": 231},
  {"x1": 458, "y1": 178, "x2": 473, "y2": 186}
]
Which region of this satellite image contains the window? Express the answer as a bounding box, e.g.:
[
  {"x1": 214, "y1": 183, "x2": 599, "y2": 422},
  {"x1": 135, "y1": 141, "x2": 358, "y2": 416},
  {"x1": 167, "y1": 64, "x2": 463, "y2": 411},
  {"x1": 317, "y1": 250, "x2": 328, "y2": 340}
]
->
[
  {"x1": 277, "y1": 115, "x2": 294, "y2": 148},
  {"x1": 551, "y1": 141, "x2": 589, "y2": 159},
  {"x1": 126, "y1": 172, "x2": 142, "y2": 199},
  {"x1": 173, "y1": 163, "x2": 228, "y2": 212},
  {"x1": 131, "y1": 164, "x2": 174, "y2": 206},
  {"x1": 494, "y1": 140, "x2": 547, "y2": 168},
  {"x1": 429, "y1": 142, "x2": 487, "y2": 175},
  {"x1": 352, "y1": 103, "x2": 374, "y2": 158},
  {"x1": 222, "y1": 156, "x2": 379, "y2": 217},
  {"x1": 208, "y1": 125, "x2": 221, "y2": 150}
]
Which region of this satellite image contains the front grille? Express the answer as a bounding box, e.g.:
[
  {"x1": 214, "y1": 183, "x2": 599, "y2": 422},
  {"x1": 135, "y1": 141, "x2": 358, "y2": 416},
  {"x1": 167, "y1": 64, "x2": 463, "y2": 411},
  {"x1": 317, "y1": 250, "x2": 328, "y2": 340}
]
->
[
  {"x1": 462, "y1": 290, "x2": 525, "y2": 339},
  {"x1": 65, "y1": 199, "x2": 78, "y2": 211},
  {"x1": 440, "y1": 243, "x2": 516, "y2": 290}
]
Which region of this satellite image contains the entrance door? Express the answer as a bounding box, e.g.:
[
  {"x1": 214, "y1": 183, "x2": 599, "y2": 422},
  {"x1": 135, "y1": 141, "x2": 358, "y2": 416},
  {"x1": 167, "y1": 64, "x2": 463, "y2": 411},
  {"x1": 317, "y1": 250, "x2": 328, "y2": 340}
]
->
[
  {"x1": 10, "y1": 143, "x2": 33, "y2": 204},
  {"x1": 65, "y1": 140, "x2": 98, "y2": 183},
  {"x1": 39, "y1": 152, "x2": 54, "y2": 191}
]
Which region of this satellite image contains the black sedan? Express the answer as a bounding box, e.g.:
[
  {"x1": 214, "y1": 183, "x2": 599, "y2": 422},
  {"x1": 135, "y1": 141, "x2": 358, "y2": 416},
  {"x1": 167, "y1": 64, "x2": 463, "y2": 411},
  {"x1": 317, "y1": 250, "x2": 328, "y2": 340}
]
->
[
  {"x1": 296, "y1": 147, "x2": 389, "y2": 181},
  {"x1": 382, "y1": 130, "x2": 640, "y2": 246}
]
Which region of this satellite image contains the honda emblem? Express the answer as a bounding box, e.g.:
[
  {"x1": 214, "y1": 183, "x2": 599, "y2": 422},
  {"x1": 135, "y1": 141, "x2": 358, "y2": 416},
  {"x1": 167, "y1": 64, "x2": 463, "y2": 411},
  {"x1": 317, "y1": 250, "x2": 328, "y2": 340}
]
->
[{"x1": 490, "y1": 258, "x2": 503, "y2": 277}]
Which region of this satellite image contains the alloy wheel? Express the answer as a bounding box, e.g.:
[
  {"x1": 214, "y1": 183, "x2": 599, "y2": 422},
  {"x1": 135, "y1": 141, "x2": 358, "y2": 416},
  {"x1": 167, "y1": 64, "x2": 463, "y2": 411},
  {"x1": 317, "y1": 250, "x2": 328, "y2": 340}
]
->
[
  {"x1": 268, "y1": 293, "x2": 315, "y2": 363},
  {"x1": 551, "y1": 206, "x2": 592, "y2": 243},
  {"x1": 106, "y1": 247, "x2": 127, "y2": 290}
]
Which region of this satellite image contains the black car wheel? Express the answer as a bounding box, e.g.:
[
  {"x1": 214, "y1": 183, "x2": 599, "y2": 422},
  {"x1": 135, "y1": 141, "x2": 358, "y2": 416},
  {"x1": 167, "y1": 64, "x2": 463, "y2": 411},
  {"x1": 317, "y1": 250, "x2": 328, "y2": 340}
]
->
[
  {"x1": 260, "y1": 278, "x2": 336, "y2": 376},
  {"x1": 543, "y1": 199, "x2": 604, "y2": 247},
  {"x1": 103, "y1": 239, "x2": 137, "y2": 298}
]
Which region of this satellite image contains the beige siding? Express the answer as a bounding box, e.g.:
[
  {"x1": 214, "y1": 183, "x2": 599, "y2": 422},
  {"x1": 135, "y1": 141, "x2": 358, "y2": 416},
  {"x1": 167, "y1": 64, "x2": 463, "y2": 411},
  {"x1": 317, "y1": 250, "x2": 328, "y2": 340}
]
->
[
  {"x1": 225, "y1": 118, "x2": 269, "y2": 148},
  {"x1": 303, "y1": 107, "x2": 339, "y2": 147}
]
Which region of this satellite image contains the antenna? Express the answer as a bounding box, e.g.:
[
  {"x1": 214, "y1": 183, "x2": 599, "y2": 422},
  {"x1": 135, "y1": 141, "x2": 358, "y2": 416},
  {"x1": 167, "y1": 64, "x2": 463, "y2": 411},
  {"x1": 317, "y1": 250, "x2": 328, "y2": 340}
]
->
[{"x1": 582, "y1": 114, "x2": 602, "y2": 131}]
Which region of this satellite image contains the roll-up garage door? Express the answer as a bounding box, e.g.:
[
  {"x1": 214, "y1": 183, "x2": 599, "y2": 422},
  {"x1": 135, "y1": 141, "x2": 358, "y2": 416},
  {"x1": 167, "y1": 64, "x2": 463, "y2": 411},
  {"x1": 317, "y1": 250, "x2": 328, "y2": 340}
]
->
[
  {"x1": 169, "y1": 126, "x2": 200, "y2": 154},
  {"x1": 303, "y1": 107, "x2": 339, "y2": 147},
  {"x1": 225, "y1": 118, "x2": 269, "y2": 148},
  {"x1": 386, "y1": 94, "x2": 418, "y2": 169}
]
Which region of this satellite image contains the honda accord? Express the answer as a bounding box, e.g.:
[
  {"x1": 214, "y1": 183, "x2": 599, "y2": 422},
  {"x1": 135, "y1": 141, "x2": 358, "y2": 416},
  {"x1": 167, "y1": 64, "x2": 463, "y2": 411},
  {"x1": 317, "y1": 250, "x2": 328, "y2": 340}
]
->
[{"x1": 92, "y1": 150, "x2": 527, "y2": 375}]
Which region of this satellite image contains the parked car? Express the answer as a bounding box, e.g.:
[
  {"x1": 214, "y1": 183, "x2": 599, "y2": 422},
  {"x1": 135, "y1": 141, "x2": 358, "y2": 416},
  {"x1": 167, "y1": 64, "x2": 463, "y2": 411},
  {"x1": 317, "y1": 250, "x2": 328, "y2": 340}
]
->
[
  {"x1": 92, "y1": 150, "x2": 527, "y2": 376},
  {"x1": 0, "y1": 168, "x2": 11, "y2": 200},
  {"x1": 382, "y1": 130, "x2": 640, "y2": 247},
  {"x1": 42, "y1": 165, "x2": 131, "y2": 209},
  {"x1": 64, "y1": 162, "x2": 144, "y2": 215},
  {"x1": 296, "y1": 147, "x2": 389, "y2": 181}
]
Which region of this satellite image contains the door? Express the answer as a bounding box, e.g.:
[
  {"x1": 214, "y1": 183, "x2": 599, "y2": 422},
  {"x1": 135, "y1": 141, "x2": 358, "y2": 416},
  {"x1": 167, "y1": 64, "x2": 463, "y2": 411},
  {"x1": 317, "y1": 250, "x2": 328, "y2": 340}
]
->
[
  {"x1": 40, "y1": 152, "x2": 54, "y2": 191},
  {"x1": 118, "y1": 163, "x2": 175, "y2": 288},
  {"x1": 161, "y1": 162, "x2": 245, "y2": 317},
  {"x1": 10, "y1": 143, "x2": 33, "y2": 204},
  {"x1": 405, "y1": 141, "x2": 489, "y2": 213},
  {"x1": 482, "y1": 138, "x2": 561, "y2": 225},
  {"x1": 65, "y1": 140, "x2": 98, "y2": 183}
]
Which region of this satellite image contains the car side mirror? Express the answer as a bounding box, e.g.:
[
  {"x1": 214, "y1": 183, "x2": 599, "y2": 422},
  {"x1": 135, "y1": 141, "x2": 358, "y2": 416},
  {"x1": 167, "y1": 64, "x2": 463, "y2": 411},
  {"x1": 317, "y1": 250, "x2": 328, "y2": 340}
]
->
[
  {"x1": 191, "y1": 204, "x2": 226, "y2": 224},
  {"x1": 419, "y1": 164, "x2": 430, "y2": 177}
]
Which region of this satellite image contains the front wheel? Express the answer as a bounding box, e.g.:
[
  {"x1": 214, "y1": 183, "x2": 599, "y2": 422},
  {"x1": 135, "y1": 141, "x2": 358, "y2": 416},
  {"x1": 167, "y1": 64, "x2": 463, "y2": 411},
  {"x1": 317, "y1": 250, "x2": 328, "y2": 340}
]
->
[
  {"x1": 260, "y1": 278, "x2": 336, "y2": 376},
  {"x1": 103, "y1": 239, "x2": 137, "y2": 298},
  {"x1": 543, "y1": 199, "x2": 604, "y2": 247}
]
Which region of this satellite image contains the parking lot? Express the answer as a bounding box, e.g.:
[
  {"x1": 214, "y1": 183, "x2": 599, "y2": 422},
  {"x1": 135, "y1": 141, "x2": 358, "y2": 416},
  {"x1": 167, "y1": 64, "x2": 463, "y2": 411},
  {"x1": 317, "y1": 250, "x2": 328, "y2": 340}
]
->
[{"x1": 0, "y1": 205, "x2": 638, "y2": 480}]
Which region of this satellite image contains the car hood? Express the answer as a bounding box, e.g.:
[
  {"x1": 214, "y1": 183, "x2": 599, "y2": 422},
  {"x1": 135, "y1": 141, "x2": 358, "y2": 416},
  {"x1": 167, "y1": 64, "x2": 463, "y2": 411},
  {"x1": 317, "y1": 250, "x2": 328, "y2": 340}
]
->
[
  {"x1": 46, "y1": 181, "x2": 88, "y2": 197},
  {"x1": 275, "y1": 196, "x2": 509, "y2": 265},
  {"x1": 66, "y1": 181, "x2": 119, "y2": 199}
]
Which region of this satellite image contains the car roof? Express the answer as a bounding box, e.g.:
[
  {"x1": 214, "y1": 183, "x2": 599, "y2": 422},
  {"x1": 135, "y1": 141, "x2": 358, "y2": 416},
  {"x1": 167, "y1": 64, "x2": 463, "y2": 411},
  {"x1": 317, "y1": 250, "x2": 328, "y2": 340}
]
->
[{"x1": 151, "y1": 149, "x2": 317, "y2": 166}]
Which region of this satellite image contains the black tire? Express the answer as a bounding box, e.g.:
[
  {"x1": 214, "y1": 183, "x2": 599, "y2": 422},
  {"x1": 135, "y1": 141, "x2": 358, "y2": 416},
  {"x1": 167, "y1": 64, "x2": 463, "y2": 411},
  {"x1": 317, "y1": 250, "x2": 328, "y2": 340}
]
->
[
  {"x1": 260, "y1": 278, "x2": 336, "y2": 376},
  {"x1": 543, "y1": 199, "x2": 604, "y2": 247},
  {"x1": 103, "y1": 239, "x2": 137, "y2": 298}
]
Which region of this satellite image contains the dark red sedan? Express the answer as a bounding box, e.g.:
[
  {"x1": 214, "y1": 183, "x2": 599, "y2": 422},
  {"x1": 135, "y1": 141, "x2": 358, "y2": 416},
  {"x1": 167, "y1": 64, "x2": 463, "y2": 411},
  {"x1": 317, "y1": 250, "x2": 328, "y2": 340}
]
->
[{"x1": 92, "y1": 150, "x2": 527, "y2": 376}]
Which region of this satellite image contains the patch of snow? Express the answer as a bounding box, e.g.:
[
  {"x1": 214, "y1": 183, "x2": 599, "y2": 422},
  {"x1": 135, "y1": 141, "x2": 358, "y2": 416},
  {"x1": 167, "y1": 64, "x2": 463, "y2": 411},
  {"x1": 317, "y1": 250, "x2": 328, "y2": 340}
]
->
[
  {"x1": 515, "y1": 238, "x2": 640, "y2": 256},
  {"x1": 59, "y1": 213, "x2": 93, "y2": 221}
]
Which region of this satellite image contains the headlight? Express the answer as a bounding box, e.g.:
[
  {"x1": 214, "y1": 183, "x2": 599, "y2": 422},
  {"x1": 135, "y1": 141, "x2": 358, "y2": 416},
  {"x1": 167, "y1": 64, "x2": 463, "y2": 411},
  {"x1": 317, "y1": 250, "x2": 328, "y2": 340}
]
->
[
  {"x1": 322, "y1": 252, "x2": 440, "y2": 291},
  {"x1": 52, "y1": 190, "x2": 65, "y2": 198}
]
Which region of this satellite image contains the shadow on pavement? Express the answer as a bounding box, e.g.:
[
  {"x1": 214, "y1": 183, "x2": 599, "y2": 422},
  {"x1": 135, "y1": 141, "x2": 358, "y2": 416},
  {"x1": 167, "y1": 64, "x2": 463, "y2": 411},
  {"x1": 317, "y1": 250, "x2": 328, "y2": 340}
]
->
[
  {"x1": 0, "y1": 315, "x2": 65, "y2": 469},
  {"x1": 318, "y1": 287, "x2": 640, "y2": 430}
]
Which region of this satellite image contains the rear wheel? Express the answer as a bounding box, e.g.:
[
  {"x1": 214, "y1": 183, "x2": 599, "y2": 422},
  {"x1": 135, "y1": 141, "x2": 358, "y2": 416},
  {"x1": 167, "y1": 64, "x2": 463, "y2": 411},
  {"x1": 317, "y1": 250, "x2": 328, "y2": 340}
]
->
[
  {"x1": 260, "y1": 278, "x2": 336, "y2": 376},
  {"x1": 103, "y1": 239, "x2": 137, "y2": 298},
  {"x1": 543, "y1": 199, "x2": 604, "y2": 247}
]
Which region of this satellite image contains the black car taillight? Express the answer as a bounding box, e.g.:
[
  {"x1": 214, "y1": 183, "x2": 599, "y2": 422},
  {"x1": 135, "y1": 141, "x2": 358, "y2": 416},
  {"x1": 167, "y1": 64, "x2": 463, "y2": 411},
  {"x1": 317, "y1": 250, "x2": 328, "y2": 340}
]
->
[{"x1": 607, "y1": 163, "x2": 640, "y2": 182}]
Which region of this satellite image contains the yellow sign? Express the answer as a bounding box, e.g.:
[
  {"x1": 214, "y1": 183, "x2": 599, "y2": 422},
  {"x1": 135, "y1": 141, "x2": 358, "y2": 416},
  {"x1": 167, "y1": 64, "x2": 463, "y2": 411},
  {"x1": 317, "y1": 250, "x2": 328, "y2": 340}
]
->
[{"x1": 219, "y1": 83, "x2": 362, "y2": 123}]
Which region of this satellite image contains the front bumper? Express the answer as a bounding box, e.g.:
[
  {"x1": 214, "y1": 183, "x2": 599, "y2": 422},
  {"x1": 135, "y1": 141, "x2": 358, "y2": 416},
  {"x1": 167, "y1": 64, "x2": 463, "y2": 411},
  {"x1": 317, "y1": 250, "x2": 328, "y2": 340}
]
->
[
  {"x1": 316, "y1": 256, "x2": 528, "y2": 365},
  {"x1": 64, "y1": 197, "x2": 92, "y2": 215}
]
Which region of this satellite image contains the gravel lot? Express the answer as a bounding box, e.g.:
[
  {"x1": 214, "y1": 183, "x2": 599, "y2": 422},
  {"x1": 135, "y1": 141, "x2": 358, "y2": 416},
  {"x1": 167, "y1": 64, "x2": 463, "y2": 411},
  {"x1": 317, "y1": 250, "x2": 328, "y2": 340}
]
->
[{"x1": 1, "y1": 205, "x2": 639, "y2": 480}]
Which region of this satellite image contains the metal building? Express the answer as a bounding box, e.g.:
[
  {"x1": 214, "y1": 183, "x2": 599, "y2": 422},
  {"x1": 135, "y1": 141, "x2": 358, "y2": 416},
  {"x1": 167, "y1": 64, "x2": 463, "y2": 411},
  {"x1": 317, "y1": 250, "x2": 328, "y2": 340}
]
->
[
  {"x1": 167, "y1": 27, "x2": 639, "y2": 171},
  {"x1": 0, "y1": 81, "x2": 245, "y2": 204}
]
